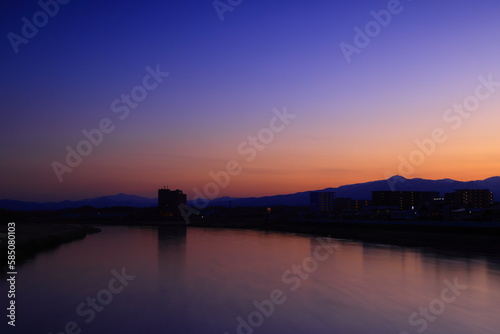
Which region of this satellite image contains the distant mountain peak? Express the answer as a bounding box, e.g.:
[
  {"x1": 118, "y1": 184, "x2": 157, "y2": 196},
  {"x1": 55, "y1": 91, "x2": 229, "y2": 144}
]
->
[
  {"x1": 387, "y1": 175, "x2": 407, "y2": 182},
  {"x1": 438, "y1": 178, "x2": 456, "y2": 183},
  {"x1": 109, "y1": 193, "x2": 139, "y2": 199}
]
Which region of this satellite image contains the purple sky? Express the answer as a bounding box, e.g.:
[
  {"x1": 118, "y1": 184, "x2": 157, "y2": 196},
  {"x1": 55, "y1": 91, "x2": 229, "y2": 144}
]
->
[{"x1": 2, "y1": 0, "x2": 500, "y2": 201}]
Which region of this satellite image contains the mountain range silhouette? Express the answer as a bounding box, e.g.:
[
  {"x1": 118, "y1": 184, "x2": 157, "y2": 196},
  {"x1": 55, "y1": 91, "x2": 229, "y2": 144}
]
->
[{"x1": 2, "y1": 176, "x2": 499, "y2": 211}]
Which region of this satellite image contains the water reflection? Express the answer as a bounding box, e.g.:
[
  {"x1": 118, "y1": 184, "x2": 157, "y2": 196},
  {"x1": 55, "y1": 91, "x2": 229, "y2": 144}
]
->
[
  {"x1": 156, "y1": 226, "x2": 188, "y2": 332},
  {"x1": 157, "y1": 226, "x2": 187, "y2": 286},
  {"x1": 1, "y1": 226, "x2": 499, "y2": 334}
]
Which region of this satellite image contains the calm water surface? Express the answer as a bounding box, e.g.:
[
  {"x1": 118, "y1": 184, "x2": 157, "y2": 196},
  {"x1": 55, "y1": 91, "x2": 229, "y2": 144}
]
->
[{"x1": 2, "y1": 226, "x2": 500, "y2": 333}]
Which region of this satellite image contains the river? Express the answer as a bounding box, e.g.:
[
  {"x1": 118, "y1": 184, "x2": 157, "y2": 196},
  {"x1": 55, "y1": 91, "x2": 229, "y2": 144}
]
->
[{"x1": 1, "y1": 226, "x2": 499, "y2": 333}]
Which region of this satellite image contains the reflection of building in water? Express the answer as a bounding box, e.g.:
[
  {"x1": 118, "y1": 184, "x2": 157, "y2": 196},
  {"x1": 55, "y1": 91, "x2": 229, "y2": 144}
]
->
[
  {"x1": 158, "y1": 187, "x2": 187, "y2": 217},
  {"x1": 156, "y1": 226, "x2": 188, "y2": 331},
  {"x1": 157, "y1": 226, "x2": 187, "y2": 281},
  {"x1": 309, "y1": 237, "x2": 366, "y2": 284}
]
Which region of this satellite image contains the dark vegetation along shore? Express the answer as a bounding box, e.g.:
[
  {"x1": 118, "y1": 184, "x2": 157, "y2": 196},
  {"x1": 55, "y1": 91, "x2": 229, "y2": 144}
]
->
[{"x1": 0, "y1": 221, "x2": 100, "y2": 272}]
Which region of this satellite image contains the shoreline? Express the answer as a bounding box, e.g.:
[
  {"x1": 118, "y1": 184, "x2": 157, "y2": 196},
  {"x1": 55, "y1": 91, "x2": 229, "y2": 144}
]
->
[
  {"x1": 52, "y1": 216, "x2": 500, "y2": 254},
  {"x1": 267, "y1": 221, "x2": 500, "y2": 254},
  {"x1": 188, "y1": 218, "x2": 500, "y2": 255},
  {"x1": 3, "y1": 216, "x2": 500, "y2": 266},
  {"x1": 0, "y1": 222, "x2": 100, "y2": 271}
]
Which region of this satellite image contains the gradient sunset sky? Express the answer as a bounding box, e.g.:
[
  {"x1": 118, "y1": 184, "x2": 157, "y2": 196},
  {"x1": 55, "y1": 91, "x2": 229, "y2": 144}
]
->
[{"x1": 2, "y1": 0, "x2": 500, "y2": 202}]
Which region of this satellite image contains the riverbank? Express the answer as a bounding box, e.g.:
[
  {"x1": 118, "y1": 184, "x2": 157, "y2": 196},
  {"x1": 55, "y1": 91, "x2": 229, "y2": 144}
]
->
[
  {"x1": 189, "y1": 217, "x2": 500, "y2": 255},
  {"x1": 5, "y1": 215, "x2": 499, "y2": 261},
  {"x1": 62, "y1": 215, "x2": 500, "y2": 254},
  {"x1": 272, "y1": 221, "x2": 499, "y2": 254},
  {"x1": 0, "y1": 222, "x2": 100, "y2": 271}
]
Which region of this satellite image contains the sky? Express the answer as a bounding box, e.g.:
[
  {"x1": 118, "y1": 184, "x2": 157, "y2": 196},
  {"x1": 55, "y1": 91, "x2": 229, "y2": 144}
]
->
[{"x1": 1, "y1": 0, "x2": 500, "y2": 202}]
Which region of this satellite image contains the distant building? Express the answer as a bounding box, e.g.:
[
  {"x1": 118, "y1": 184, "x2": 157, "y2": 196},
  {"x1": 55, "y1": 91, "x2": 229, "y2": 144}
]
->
[
  {"x1": 158, "y1": 187, "x2": 187, "y2": 217},
  {"x1": 485, "y1": 203, "x2": 500, "y2": 221},
  {"x1": 333, "y1": 198, "x2": 370, "y2": 214},
  {"x1": 444, "y1": 189, "x2": 493, "y2": 209},
  {"x1": 371, "y1": 191, "x2": 440, "y2": 211},
  {"x1": 354, "y1": 199, "x2": 370, "y2": 211},
  {"x1": 333, "y1": 197, "x2": 353, "y2": 214},
  {"x1": 310, "y1": 191, "x2": 335, "y2": 214}
]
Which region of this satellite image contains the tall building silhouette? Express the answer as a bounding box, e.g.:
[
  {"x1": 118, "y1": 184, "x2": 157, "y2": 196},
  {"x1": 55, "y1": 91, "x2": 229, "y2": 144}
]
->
[
  {"x1": 372, "y1": 191, "x2": 439, "y2": 211},
  {"x1": 445, "y1": 189, "x2": 493, "y2": 209},
  {"x1": 310, "y1": 191, "x2": 335, "y2": 214},
  {"x1": 158, "y1": 187, "x2": 187, "y2": 217}
]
